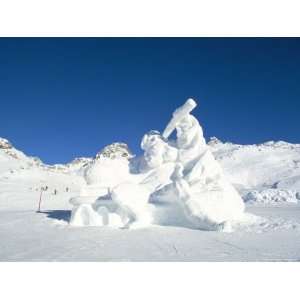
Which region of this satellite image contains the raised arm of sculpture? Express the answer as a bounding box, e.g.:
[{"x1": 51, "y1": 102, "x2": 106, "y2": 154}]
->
[{"x1": 162, "y1": 98, "x2": 197, "y2": 139}]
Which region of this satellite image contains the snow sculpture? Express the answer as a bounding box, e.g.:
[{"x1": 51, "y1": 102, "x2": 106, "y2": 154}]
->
[
  {"x1": 110, "y1": 183, "x2": 153, "y2": 228},
  {"x1": 140, "y1": 130, "x2": 177, "y2": 171},
  {"x1": 138, "y1": 130, "x2": 178, "y2": 193},
  {"x1": 164, "y1": 99, "x2": 206, "y2": 171},
  {"x1": 69, "y1": 146, "x2": 133, "y2": 227},
  {"x1": 153, "y1": 98, "x2": 245, "y2": 230},
  {"x1": 162, "y1": 98, "x2": 197, "y2": 139},
  {"x1": 85, "y1": 157, "x2": 131, "y2": 187},
  {"x1": 69, "y1": 196, "x2": 103, "y2": 226},
  {"x1": 69, "y1": 98, "x2": 245, "y2": 231}
]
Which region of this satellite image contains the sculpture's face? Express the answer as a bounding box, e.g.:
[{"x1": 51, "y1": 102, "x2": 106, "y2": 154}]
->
[
  {"x1": 141, "y1": 131, "x2": 163, "y2": 150},
  {"x1": 142, "y1": 132, "x2": 168, "y2": 151},
  {"x1": 141, "y1": 132, "x2": 171, "y2": 169},
  {"x1": 144, "y1": 136, "x2": 165, "y2": 168},
  {"x1": 147, "y1": 134, "x2": 161, "y2": 147},
  {"x1": 176, "y1": 116, "x2": 194, "y2": 147},
  {"x1": 177, "y1": 116, "x2": 193, "y2": 133}
]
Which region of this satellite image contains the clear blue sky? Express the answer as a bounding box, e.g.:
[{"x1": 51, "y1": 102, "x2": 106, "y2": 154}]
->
[{"x1": 0, "y1": 38, "x2": 299, "y2": 164}]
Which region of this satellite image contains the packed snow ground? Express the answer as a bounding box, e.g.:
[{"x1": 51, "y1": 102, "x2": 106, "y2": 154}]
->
[
  {"x1": 1, "y1": 205, "x2": 300, "y2": 261},
  {"x1": 1, "y1": 137, "x2": 300, "y2": 261}
]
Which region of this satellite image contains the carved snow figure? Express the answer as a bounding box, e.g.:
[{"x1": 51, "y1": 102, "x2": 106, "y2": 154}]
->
[
  {"x1": 138, "y1": 130, "x2": 178, "y2": 193},
  {"x1": 69, "y1": 196, "x2": 103, "y2": 226},
  {"x1": 140, "y1": 130, "x2": 177, "y2": 171},
  {"x1": 157, "y1": 98, "x2": 245, "y2": 230},
  {"x1": 110, "y1": 183, "x2": 153, "y2": 228},
  {"x1": 69, "y1": 144, "x2": 134, "y2": 227},
  {"x1": 175, "y1": 114, "x2": 206, "y2": 171},
  {"x1": 107, "y1": 132, "x2": 177, "y2": 229},
  {"x1": 84, "y1": 156, "x2": 131, "y2": 188}
]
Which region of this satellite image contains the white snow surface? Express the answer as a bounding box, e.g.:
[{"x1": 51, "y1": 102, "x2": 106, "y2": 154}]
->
[{"x1": 210, "y1": 138, "x2": 300, "y2": 193}]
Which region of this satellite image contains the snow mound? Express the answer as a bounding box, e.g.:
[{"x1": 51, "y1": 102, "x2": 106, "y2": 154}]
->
[
  {"x1": 244, "y1": 189, "x2": 299, "y2": 204},
  {"x1": 274, "y1": 175, "x2": 300, "y2": 191}
]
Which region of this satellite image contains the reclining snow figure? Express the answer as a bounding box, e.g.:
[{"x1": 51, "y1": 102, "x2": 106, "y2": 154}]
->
[{"x1": 69, "y1": 98, "x2": 245, "y2": 231}]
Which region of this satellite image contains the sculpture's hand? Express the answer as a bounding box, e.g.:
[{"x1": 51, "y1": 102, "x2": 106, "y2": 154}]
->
[{"x1": 162, "y1": 98, "x2": 197, "y2": 139}]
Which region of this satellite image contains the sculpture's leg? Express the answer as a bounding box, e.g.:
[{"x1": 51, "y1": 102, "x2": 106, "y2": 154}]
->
[
  {"x1": 97, "y1": 206, "x2": 109, "y2": 226},
  {"x1": 117, "y1": 207, "x2": 136, "y2": 229},
  {"x1": 70, "y1": 204, "x2": 102, "y2": 226}
]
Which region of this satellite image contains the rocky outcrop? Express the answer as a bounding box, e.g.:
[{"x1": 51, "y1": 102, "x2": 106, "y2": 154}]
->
[
  {"x1": 0, "y1": 138, "x2": 13, "y2": 149},
  {"x1": 207, "y1": 136, "x2": 222, "y2": 146},
  {"x1": 96, "y1": 143, "x2": 133, "y2": 160}
]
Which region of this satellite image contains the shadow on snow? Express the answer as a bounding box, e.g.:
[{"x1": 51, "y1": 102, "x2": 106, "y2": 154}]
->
[{"x1": 38, "y1": 210, "x2": 71, "y2": 222}]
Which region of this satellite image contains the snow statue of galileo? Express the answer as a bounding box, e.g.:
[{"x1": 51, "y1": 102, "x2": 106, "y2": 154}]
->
[
  {"x1": 163, "y1": 99, "x2": 206, "y2": 172},
  {"x1": 160, "y1": 98, "x2": 245, "y2": 231},
  {"x1": 69, "y1": 97, "x2": 245, "y2": 231}
]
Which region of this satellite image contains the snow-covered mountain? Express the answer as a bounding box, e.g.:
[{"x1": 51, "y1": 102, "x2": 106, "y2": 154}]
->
[
  {"x1": 1, "y1": 136, "x2": 300, "y2": 209},
  {"x1": 0, "y1": 137, "x2": 94, "y2": 174},
  {"x1": 208, "y1": 137, "x2": 300, "y2": 189},
  {"x1": 208, "y1": 137, "x2": 300, "y2": 203},
  {"x1": 0, "y1": 138, "x2": 86, "y2": 211}
]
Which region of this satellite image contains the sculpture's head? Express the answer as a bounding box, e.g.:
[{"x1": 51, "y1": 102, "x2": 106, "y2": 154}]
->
[
  {"x1": 141, "y1": 130, "x2": 167, "y2": 151},
  {"x1": 176, "y1": 115, "x2": 194, "y2": 133},
  {"x1": 140, "y1": 130, "x2": 177, "y2": 169}
]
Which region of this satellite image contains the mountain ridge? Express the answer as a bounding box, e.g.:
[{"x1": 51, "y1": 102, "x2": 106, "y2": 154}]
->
[{"x1": 1, "y1": 136, "x2": 300, "y2": 205}]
